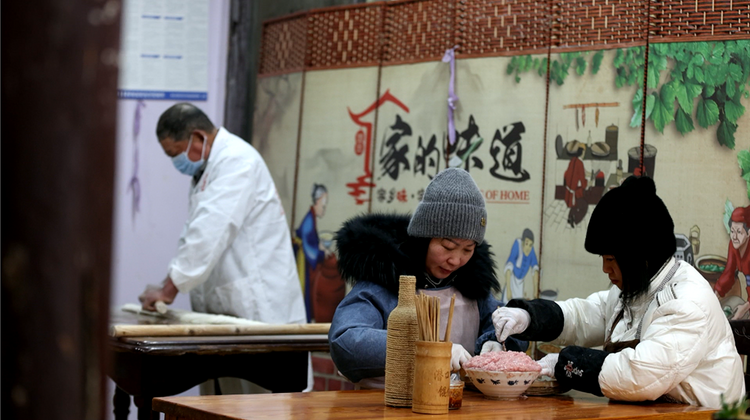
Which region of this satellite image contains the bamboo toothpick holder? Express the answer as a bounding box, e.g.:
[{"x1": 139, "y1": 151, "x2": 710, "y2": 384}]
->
[{"x1": 411, "y1": 340, "x2": 451, "y2": 415}]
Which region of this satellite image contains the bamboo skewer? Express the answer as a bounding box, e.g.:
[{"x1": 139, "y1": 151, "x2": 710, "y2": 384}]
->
[{"x1": 443, "y1": 294, "x2": 455, "y2": 342}]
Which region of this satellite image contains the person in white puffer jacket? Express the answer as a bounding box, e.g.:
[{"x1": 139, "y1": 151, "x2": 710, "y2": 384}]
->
[{"x1": 492, "y1": 175, "x2": 745, "y2": 408}]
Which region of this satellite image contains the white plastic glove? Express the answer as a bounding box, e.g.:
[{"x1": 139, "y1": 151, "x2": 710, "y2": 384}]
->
[
  {"x1": 450, "y1": 343, "x2": 471, "y2": 372},
  {"x1": 492, "y1": 307, "x2": 531, "y2": 343},
  {"x1": 480, "y1": 340, "x2": 503, "y2": 354},
  {"x1": 537, "y1": 353, "x2": 560, "y2": 378}
]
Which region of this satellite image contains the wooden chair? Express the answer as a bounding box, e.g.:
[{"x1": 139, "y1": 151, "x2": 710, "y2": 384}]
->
[{"x1": 729, "y1": 320, "x2": 750, "y2": 397}]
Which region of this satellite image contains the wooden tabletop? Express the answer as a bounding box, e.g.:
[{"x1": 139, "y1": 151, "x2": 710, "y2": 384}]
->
[{"x1": 153, "y1": 389, "x2": 716, "y2": 420}]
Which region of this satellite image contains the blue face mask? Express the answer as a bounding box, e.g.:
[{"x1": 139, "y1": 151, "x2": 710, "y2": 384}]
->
[{"x1": 172, "y1": 135, "x2": 206, "y2": 176}]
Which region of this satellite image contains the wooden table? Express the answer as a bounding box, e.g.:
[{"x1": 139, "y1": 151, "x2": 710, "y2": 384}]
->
[
  {"x1": 108, "y1": 311, "x2": 330, "y2": 420},
  {"x1": 153, "y1": 389, "x2": 716, "y2": 420}
]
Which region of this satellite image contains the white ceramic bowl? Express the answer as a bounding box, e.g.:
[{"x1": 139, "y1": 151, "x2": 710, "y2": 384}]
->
[{"x1": 465, "y1": 369, "x2": 540, "y2": 400}]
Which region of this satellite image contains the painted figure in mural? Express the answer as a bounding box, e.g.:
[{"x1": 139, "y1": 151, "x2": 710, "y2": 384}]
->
[
  {"x1": 564, "y1": 142, "x2": 588, "y2": 227},
  {"x1": 503, "y1": 228, "x2": 540, "y2": 302},
  {"x1": 138, "y1": 103, "x2": 307, "y2": 391},
  {"x1": 492, "y1": 176, "x2": 744, "y2": 408},
  {"x1": 294, "y1": 183, "x2": 341, "y2": 323},
  {"x1": 714, "y1": 206, "x2": 750, "y2": 319},
  {"x1": 329, "y1": 168, "x2": 527, "y2": 388},
  {"x1": 295, "y1": 183, "x2": 329, "y2": 321}
]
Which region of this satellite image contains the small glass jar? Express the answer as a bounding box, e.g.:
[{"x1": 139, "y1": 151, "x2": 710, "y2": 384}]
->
[{"x1": 449, "y1": 381, "x2": 464, "y2": 410}]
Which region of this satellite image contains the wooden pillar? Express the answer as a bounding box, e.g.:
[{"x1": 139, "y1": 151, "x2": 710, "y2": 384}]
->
[{"x1": 1, "y1": 0, "x2": 120, "y2": 419}]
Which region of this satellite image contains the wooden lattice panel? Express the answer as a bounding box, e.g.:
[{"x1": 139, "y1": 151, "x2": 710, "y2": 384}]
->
[
  {"x1": 457, "y1": 0, "x2": 550, "y2": 56},
  {"x1": 552, "y1": 0, "x2": 649, "y2": 49},
  {"x1": 259, "y1": 15, "x2": 308, "y2": 75},
  {"x1": 383, "y1": 0, "x2": 457, "y2": 64},
  {"x1": 306, "y1": 4, "x2": 384, "y2": 70},
  {"x1": 650, "y1": 0, "x2": 750, "y2": 40}
]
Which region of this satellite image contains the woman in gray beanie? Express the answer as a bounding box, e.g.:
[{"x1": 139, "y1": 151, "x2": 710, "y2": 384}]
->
[
  {"x1": 492, "y1": 176, "x2": 744, "y2": 408},
  {"x1": 329, "y1": 168, "x2": 527, "y2": 388}
]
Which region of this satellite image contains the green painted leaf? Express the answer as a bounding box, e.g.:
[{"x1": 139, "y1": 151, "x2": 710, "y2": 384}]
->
[
  {"x1": 717, "y1": 120, "x2": 737, "y2": 149},
  {"x1": 651, "y1": 53, "x2": 668, "y2": 71},
  {"x1": 729, "y1": 63, "x2": 743, "y2": 82},
  {"x1": 592, "y1": 51, "x2": 604, "y2": 74},
  {"x1": 704, "y1": 84, "x2": 715, "y2": 98},
  {"x1": 725, "y1": 99, "x2": 746, "y2": 124},
  {"x1": 712, "y1": 42, "x2": 726, "y2": 58},
  {"x1": 650, "y1": 92, "x2": 675, "y2": 133},
  {"x1": 690, "y1": 54, "x2": 705, "y2": 67},
  {"x1": 648, "y1": 64, "x2": 660, "y2": 89},
  {"x1": 661, "y1": 82, "x2": 677, "y2": 106},
  {"x1": 695, "y1": 42, "x2": 711, "y2": 59},
  {"x1": 515, "y1": 75, "x2": 521, "y2": 83},
  {"x1": 653, "y1": 43, "x2": 669, "y2": 55},
  {"x1": 686, "y1": 79, "x2": 703, "y2": 99},
  {"x1": 687, "y1": 63, "x2": 695, "y2": 80},
  {"x1": 646, "y1": 92, "x2": 656, "y2": 119},
  {"x1": 675, "y1": 107, "x2": 695, "y2": 135},
  {"x1": 630, "y1": 89, "x2": 644, "y2": 127},
  {"x1": 696, "y1": 98, "x2": 720, "y2": 127},
  {"x1": 576, "y1": 56, "x2": 587, "y2": 76},
  {"x1": 727, "y1": 79, "x2": 737, "y2": 98},
  {"x1": 737, "y1": 150, "x2": 750, "y2": 177},
  {"x1": 694, "y1": 67, "x2": 705, "y2": 83},
  {"x1": 727, "y1": 41, "x2": 739, "y2": 55},
  {"x1": 627, "y1": 70, "x2": 638, "y2": 86},
  {"x1": 614, "y1": 49, "x2": 625, "y2": 68},
  {"x1": 674, "y1": 80, "x2": 692, "y2": 114},
  {"x1": 507, "y1": 60, "x2": 516, "y2": 75}
]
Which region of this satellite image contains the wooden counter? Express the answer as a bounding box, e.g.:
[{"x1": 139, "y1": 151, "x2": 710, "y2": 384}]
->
[
  {"x1": 108, "y1": 310, "x2": 330, "y2": 420},
  {"x1": 153, "y1": 389, "x2": 715, "y2": 420}
]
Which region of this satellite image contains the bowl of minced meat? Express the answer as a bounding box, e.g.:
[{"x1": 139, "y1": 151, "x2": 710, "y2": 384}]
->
[{"x1": 463, "y1": 350, "x2": 542, "y2": 400}]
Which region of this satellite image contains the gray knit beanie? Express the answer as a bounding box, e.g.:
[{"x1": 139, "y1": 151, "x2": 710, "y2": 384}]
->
[{"x1": 407, "y1": 168, "x2": 487, "y2": 243}]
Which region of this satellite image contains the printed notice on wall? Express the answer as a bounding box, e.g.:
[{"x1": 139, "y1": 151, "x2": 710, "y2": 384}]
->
[{"x1": 118, "y1": 0, "x2": 209, "y2": 101}]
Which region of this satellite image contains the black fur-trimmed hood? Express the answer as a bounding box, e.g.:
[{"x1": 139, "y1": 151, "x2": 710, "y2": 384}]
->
[{"x1": 334, "y1": 213, "x2": 500, "y2": 300}]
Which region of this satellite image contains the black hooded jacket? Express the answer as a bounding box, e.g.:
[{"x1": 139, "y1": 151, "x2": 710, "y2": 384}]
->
[{"x1": 328, "y1": 213, "x2": 527, "y2": 383}]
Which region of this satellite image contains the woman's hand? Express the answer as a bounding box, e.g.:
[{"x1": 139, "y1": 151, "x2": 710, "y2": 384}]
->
[
  {"x1": 450, "y1": 343, "x2": 471, "y2": 372},
  {"x1": 492, "y1": 307, "x2": 531, "y2": 342}
]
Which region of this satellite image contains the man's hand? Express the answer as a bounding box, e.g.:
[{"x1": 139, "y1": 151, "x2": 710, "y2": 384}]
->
[
  {"x1": 139, "y1": 277, "x2": 178, "y2": 312},
  {"x1": 480, "y1": 341, "x2": 503, "y2": 354}
]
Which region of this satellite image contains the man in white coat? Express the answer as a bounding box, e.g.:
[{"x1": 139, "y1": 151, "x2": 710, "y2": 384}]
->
[
  {"x1": 493, "y1": 176, "x2": 745, "y2": 408},
  {"x1": 139, "y1": 103, "x2": 308, "y2": 392}
]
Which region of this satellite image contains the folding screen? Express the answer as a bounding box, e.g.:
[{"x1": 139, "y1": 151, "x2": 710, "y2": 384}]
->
[{"x1": 256, "y1": 0, "x2": 750, "y2": 324}]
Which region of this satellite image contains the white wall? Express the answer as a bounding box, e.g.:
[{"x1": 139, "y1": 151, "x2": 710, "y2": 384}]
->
[{"x1": 108, "y1": 1, "x2": 230, "y2": 418}]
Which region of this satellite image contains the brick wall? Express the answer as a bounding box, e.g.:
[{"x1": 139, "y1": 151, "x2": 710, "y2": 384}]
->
[{"x1": 311, "y1": 351, "x2": 356, "y2": 391}]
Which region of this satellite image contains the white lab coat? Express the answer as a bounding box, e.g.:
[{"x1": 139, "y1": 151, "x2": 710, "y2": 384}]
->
[
  {"x1": 553, "y1": 258, "x2": 745, "y2": 408},
  {"x1": 169, "y1": 127, "x2": 306, "y2": 325}
]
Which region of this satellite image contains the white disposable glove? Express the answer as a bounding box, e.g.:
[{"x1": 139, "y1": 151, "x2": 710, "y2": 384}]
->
[
  {"x1": 537, "y1": 353, "x2": 560, "y2": 378},
  {"x1": 480, "y1": 340, "x2": 503, "y2": 354},
  {"x1": 492, "y1": 307, "x2": 531, "y2": 343},
  {"x1": 450, "y1": 343, "x2": 471, "y2": 372}
]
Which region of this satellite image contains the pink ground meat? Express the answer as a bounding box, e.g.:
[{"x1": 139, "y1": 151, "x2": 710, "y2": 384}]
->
[{"x1": 464, "y1": 350, "x2": 542, "y2": 372}]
